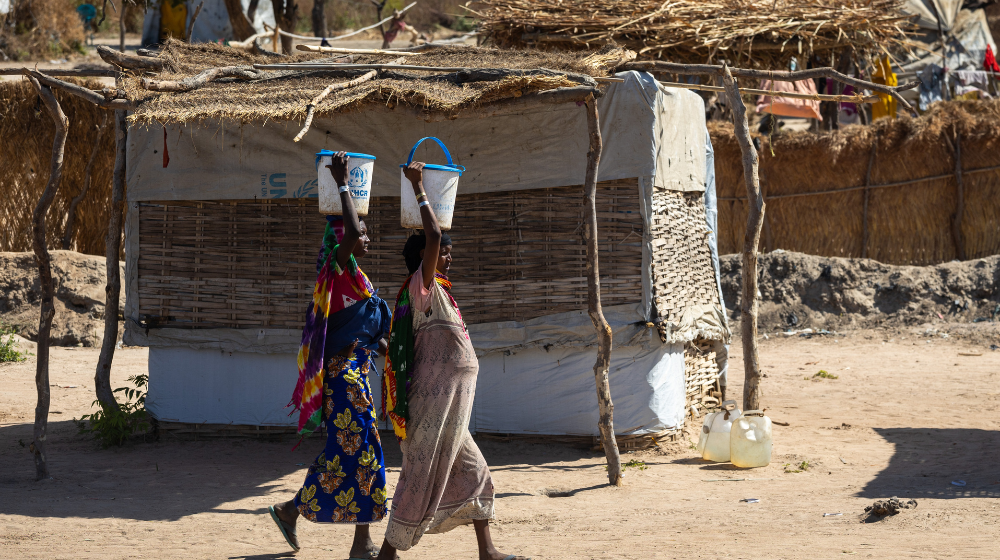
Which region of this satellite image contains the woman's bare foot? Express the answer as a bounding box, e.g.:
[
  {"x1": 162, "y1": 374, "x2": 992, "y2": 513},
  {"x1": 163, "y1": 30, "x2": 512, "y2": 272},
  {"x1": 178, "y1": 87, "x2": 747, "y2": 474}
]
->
[
  {"x1": 349, "y1": 524, "x2": 380, "y2": 559},
  {"x1": 374, "y1": 538, "x2": 399, "y2": 560},
  {"x1": 474, "y1": 519, "x2": 530, "y2": 560}
]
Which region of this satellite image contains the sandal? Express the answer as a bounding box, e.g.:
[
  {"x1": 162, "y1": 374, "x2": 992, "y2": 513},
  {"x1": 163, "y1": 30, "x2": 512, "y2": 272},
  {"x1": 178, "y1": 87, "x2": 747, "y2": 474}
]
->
[{"x1": 268, "y1": 505, "x2": 300, "y2": 552}]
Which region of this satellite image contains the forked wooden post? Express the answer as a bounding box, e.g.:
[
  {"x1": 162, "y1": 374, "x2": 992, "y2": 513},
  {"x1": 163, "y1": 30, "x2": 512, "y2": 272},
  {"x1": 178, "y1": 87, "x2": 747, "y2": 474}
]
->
[
  {"x1": 583, "y1": 94, "x2": 622, "y2": 486},
  {"x1": 94, "y1": 109, "x2": 128, "y2": 412},
  {"x1": 26, "y1": 75, "x2": 69, "y2": 480},
  {"x1": 720, "y1": 65, "x2": 765, "y2": 412},
  {"x1": 951, "y1": 129, "x2": 966, "y2": 261}
]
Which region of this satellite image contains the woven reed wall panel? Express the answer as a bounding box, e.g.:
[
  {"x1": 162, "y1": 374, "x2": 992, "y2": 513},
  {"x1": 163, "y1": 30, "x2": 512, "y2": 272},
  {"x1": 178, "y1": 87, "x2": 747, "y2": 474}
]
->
[
  {"x1": 684, "y1": 338, "x2": 720, "y2": 407},
  {"x1": 137, "y1": 180, "x2": 643, "y2": 328},
  {"x1": 649, "y1": 190, "x2": 721, "y2": 324},
  {"x1": 710, "y1": 100, "x2": 1000, "y2": 266}
]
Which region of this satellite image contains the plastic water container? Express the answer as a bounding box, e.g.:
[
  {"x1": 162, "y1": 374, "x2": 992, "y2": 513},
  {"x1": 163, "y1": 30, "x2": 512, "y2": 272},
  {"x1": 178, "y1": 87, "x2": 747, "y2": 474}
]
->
[
  {"x1": 697, "y1": 400, "x2": 741, "y2": 462},
  {"x1": 730, "y1": 410, "x2": 773, "y2": 468},
  {"x1": 317, "y1": 151, "x2": 375, "y2": 216},
  {"x1": 400, "y1": 137, "x2": 465, "y2": 230}
]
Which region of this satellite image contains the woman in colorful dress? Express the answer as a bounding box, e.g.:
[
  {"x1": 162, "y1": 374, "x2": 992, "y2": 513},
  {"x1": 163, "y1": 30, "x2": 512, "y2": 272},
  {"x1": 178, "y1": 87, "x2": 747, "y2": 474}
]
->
[
  {"x1": 377, "y1": 162, "x2": 529, "y2": 560},
  {"x1": 269, "y1": 152, "x2": 391, "y2": 559}
]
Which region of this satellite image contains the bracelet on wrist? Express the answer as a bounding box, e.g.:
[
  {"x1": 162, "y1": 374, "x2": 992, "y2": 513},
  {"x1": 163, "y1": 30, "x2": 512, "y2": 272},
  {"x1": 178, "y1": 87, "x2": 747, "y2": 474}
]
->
[
  {"x1": 418, "y1": 200, "x2": 430, "y2": 208},
  {"x1": 416, "y1": 191, "x2": 427, "y2": 199},
  {"x1": 339, "y1": 185, "x2": 350, "y2": 193}
]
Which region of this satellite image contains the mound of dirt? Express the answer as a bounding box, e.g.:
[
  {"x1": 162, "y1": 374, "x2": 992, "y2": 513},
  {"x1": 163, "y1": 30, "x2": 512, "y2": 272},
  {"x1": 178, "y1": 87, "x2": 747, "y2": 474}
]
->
[
  {"x1": 864, "y1": 497, "x2": 918, "y2": 519},
  {"x1": 720, "y1": 251, "x2": 1000, "y2": 334},
  {"x1": 0, "y1": 251, "x2": 123, "y2": 347}
]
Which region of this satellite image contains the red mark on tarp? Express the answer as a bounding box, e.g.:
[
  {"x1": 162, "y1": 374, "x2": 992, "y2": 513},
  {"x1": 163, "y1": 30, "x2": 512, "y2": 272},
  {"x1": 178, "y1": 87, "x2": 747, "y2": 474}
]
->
[{"x1": 163, "y1": 127, "x2": 170, "y2": 168}]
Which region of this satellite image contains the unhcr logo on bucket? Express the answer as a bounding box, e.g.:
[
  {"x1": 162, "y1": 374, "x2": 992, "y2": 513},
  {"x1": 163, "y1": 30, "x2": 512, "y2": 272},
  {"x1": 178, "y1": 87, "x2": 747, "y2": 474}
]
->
[{"x1": 348, "y1": 165, "x2": 369, "y2": 189}]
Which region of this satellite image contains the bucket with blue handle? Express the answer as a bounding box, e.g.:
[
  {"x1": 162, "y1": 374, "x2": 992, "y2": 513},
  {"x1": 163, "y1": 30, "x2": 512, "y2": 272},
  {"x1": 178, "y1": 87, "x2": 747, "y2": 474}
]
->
[
  {"x1": 400, "y1": 137, "x2": 464, "y2": 230},
  {"x1": 317, "y1": 151, "x2": 375, "y2": 216}
]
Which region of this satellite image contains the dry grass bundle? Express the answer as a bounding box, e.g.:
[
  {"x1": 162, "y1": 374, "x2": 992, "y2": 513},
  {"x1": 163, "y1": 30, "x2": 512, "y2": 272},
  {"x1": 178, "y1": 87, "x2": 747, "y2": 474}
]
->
[
  {"x1": 476, "y1": 0, "x2": 912, "y2": 67},
  {"x1": 122, "y1": 39, "x2": 631, "y2": 124},
  {"x1": 0, "y1": 0, "x2": 86, "y2": 61},
  {"x1": 0, "y1": 79, "x2": 115, "y2": 256},
  {"x1": 711, "y1": 100, "x2": 1000, "y2": 265}
]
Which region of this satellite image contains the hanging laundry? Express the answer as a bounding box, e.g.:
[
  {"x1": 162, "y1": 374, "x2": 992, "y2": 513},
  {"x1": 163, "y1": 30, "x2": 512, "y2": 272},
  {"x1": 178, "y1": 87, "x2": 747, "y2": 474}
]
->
[
  {"x1": 953, "y1": 70, "x2": 991, "y2": 100},
  {"x1": 984, "y1": 45, "x2": 1000, "y2": 73},
  {"x1": 918, "y1": 64, "x2": 945, "y2": 111},
  {"x1": 838, "y1": 84, "x2": 860, "y2": 125},
  {"x1": 755, "y1": 79, "x2": 823, "y2": 120},
  {"x1": 871, "y1": 57, "x2": 897, "y2": 120}
]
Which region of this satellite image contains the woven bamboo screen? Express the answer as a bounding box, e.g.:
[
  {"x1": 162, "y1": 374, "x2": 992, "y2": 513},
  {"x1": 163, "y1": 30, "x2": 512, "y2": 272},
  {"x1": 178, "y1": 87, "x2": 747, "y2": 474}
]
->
[
  {"x1": 137, "y1": 179, "x2": 644, "y2": 328},
  {"x1": 649, "y1": 189, "x2": 722, "y2": 324}
]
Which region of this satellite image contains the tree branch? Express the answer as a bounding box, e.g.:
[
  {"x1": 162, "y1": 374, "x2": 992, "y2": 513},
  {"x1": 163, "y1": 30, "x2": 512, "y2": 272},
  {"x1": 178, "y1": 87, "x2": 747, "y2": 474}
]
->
[
  {"x1": 294, "y1": 70, "x2": 378, "y2": 142},
  {"x1": 622, "y1": 60, "x2": 918, "y2": 114},
  {"x1": 26, "y1": 70, "x2": 133, "y2": 109},
  {"x1": 141, "y1": 66, "x2": 263, "y2": 92},
  {"x1": 97, "y1": 45, "x2": 166, "y2": 71},
  {"x1": 720, "y1": 64, "x2": 765, "y2": 413},
  {"x1": 26, "y1": 75, "x2": 69, "y2": 481}
]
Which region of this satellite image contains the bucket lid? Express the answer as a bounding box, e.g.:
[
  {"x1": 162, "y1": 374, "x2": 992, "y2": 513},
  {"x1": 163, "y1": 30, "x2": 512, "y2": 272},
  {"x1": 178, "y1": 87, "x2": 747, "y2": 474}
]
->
[
  {"x1": 315, "y1": 150, "x2": 376, "y2": 166},
  {"x1": 399, "y1": 162, "x2": 465, "y2": 175}
]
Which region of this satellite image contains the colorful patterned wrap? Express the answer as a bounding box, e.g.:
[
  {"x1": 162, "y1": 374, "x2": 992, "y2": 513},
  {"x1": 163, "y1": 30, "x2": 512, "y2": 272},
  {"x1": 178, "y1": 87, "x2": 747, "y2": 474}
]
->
[
  {"x1": 290, "y1": 218, "x2": 378, "y2": 437},
  {"x1": 293, "y1": 347, "x2": 389, "y2": 524},
  {"x1": 382, "y1": 272, "x2": 455, "y2": 440}
]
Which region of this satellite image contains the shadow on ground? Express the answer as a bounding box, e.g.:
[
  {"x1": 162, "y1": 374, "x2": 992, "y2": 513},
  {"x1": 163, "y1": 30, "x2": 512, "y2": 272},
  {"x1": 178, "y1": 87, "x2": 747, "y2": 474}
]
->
[
  {"x1": 0, "y1": 420, "x2": 598, "y2": 521},
  {"x1": 858, "y1": 427, "x2": 1000, "y2": 499}
]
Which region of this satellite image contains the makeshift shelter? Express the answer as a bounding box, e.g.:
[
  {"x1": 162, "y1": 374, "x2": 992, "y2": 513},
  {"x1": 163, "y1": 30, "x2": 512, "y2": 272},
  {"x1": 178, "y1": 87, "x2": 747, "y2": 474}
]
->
[
  {"x1": 117, "y1": 41, "x2": 729, "y2": 444},
  {"x1": 477, "y1": 0, "x2": 911, "y2": 67}
]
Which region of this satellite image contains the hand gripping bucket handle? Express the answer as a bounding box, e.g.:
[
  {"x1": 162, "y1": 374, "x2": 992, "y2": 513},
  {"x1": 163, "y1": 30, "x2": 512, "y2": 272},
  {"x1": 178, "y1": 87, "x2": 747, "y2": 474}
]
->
[{"x1": 405, "y1": 137, "x2": 466, "y2": 172}]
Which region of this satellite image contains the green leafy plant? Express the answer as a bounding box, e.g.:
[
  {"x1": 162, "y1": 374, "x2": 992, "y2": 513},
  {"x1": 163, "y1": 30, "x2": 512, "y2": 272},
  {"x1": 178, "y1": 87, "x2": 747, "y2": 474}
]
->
[
  {"x1": 75, "y1": 374, "x2": 151, "y2": 447},
  {"x1": 813, "y1": 370, "x2": 838, "y2": 379},
  {"x1": 784, "y1": 460, "x2": 811, "y2": 473},
  {"x1": 0, "y1": 323, "x2": 28, "y2": 363},
  {"x1": 623, "y1": 459, "x2": 648, "y2": 471}
]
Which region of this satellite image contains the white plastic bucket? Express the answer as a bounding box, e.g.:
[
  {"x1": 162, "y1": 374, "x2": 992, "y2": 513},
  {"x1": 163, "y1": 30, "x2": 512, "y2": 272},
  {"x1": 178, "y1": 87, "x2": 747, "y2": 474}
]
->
[
  {"x1": 317, "y1": 151, "x2": 375, "y2": 216},
  {"x1": 399, "y1": 137, "x2": 465, "y2": 231}
]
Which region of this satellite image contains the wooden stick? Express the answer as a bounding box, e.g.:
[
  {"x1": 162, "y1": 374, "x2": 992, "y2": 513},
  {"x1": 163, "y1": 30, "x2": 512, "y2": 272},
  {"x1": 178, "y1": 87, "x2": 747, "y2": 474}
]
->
[
  {"x1": 98, "y1": 45, "x2": 166, "y2": 71},
  {"x1": 62, "y1": 112, "x2": 109, "y2": 250},
  {"x1": 657, "y1": 80, "x2": 879, "y2": 103},
  {"x1": 141, "y1": 66, "x2": 262, "y2": 92},
  {"x1": 27, "y1": 70, "x2": 133, "y2": 109},
  {"x1": 274, "y1": 1, "x2": 416, "y2": 42},
  {"x1": 952, "y1": 129, "x2": 966, "y2": 261},
  {"x1": 623, "y1": 61, "x2": 917, "y2": 114},
  {"x1": 582, "y1": 94, "x2": 622, "y2": 486},
  {"x1": 26, "y1": 75, "x2": 68, "y2": 481},
  {"x1": 295, "y1": 44, "x2": 422, "y2": 56},
  {"x1": 118, "y1": 0, "x2": 125, "y2": 53},
  {"x1": 293, "y1": 70, "x2": 378, "y2": 142},
  {"x1": 94, "y1": 110, "x2": 128, "y2": 414},
  {"x1": 861, "y1": 135, "x2": 877, "y2": 259},
  {"x1": 0, "y1": 68, "x2": 117, "y2": 77},
  {"x1": 720, "y1": 65, "x2": 764, "y2": 413},
  {"x1": 187, "y1": 0, "x2": 206, "y2": 42},
  {"x1": 252, "y1": 63, "x2": 598, "y2": 86}
]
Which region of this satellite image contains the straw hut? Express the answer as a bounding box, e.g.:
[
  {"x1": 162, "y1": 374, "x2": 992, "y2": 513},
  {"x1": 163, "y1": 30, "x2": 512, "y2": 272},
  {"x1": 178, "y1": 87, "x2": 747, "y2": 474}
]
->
[
  {"x1": 475, "y1": 0, "x2": 912, "y2": 67},
  {"x1": 116, "y1": 40, "x2": 729, "y2": 445}
]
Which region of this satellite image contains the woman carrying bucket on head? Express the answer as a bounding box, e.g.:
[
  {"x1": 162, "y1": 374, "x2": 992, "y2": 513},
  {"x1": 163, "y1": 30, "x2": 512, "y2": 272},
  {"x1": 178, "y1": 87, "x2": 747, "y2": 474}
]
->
[
  {"x1": 376, "y1": 140, "x2": 529, "y2": 560},
  {"x1": 269, "y1": 151, "x2": 391, "y2": 559}
]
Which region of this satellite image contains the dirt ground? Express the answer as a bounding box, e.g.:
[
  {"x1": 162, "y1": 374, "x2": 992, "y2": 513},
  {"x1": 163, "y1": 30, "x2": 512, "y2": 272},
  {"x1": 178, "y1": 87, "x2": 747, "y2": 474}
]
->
[{"x1": 1, "y1": 331, "x2": 999, "y2": 559}]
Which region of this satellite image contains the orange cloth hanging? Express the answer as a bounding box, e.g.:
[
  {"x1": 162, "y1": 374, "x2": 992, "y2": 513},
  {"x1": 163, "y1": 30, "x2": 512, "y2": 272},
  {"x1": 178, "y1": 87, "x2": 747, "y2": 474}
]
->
[{"x1": 755, "y1": 79, "x2": 823, "y2": 120}]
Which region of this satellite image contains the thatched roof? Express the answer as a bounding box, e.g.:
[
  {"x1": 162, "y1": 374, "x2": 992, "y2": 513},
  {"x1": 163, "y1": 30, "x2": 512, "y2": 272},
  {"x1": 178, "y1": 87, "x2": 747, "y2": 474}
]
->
[
  {"x1": 122, "y1": 40, "x2": 633, "y2": 125},
  {"x1": 475, "y1": 0, "x2": 914, "y2": 68}
]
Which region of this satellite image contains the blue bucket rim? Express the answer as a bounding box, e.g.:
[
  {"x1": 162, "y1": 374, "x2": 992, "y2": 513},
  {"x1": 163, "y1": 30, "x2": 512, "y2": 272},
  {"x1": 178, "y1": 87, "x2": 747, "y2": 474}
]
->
[
  {"x1": 316, "y1": 150, "x2": 376, "y2": 160},
  {"x1": 399, "y1": 163, "x2": 464, "y2": 175}
]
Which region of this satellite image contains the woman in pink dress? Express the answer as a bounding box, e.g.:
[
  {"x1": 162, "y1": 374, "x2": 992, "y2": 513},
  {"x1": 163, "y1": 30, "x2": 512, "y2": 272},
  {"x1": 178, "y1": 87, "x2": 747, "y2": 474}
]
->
[{"x1": 378, "y1": 162, "x2": 529, "y2": 560}]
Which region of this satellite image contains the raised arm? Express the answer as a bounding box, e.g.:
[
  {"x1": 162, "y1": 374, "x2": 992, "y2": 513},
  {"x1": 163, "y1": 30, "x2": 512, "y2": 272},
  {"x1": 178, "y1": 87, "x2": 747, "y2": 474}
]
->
[
  {"x1": 403, "y1": 162, "x2": 441, "y2": 289},
  {"x1": 328, "y1": 151, "x2": 362, "y2": 271}
]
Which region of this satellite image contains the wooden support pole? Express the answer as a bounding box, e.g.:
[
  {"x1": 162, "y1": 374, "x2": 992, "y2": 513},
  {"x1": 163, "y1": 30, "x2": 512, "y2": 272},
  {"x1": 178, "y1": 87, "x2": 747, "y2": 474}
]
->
[
  {"x1": 583, "y1": 94, "x2": 622, "y2": 486},
  {"x1": 720, "y1": 65, "x2": 765, "y2": 412},
  {"x1": 63, "y1": 112, "x2": 110, "y2": 250},
  {"x1": 94, "y1": 110, "x2": 128, "y2": 413},
  {"x1": 861, "y1": 135, "x2": 877, "y2": 259},
  {"x1": 26, "y1": 75, "x2": 69, "y2": 481},
  {"x1": 952, "y1": 129, "x2": 966, "y2": 261},
  {"x1": 186, "y1": 1, "x2": 205, "y2": 42}
]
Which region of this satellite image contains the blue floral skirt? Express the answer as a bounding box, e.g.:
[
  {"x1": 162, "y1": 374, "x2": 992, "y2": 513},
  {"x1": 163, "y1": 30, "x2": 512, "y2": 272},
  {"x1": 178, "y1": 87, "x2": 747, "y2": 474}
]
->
[{"x1": 294, "y1": 347, "x2": 388, "y2": 523}]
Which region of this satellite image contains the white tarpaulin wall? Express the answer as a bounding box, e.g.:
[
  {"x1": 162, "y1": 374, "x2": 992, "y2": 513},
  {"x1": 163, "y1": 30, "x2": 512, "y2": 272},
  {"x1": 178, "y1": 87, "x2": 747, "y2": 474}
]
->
[
  {"x1": 130, "y1": 72, "x2": 724, "y2": 436},
  {"x1": 899, "y1": 2, "x2": 997, "y2": 74}
]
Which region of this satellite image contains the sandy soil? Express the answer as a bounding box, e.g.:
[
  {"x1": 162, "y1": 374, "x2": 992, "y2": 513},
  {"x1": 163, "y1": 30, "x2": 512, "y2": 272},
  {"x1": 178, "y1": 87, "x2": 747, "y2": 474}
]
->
[{"x1": 1, "y1": 333, "x2": 999, "y2": 559}]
